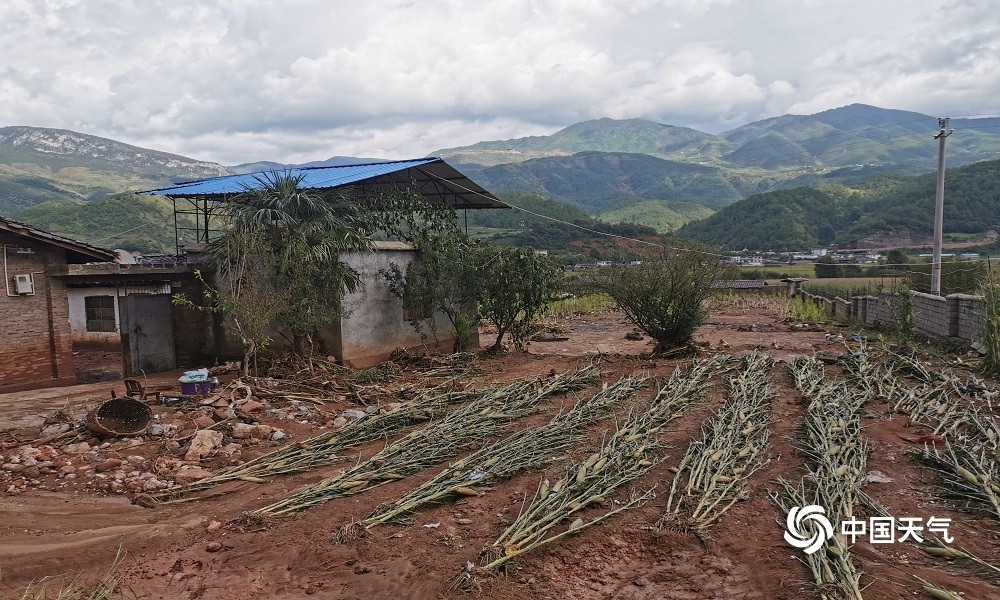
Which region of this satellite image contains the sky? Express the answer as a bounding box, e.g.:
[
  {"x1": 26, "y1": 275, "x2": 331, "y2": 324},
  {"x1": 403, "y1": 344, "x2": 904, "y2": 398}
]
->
[{"x1": 1, "y1": 0, "x2": 997, "y2": 165}]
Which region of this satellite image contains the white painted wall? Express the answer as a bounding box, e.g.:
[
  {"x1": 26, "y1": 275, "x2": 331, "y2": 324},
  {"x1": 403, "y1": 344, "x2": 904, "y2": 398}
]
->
[
  {"x1": 67, "y1": 284, "x2": 171, "y2": 345},
  {"x1": 336, "y1": 242, "x2": 469, "y2": 367},
  {"x1": 68, "y1": 286, "x2": 121, "y2": 344}
]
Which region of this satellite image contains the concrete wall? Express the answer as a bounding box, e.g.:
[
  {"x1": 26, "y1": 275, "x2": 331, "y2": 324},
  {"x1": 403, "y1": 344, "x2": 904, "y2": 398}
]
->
[
  {"x1": 0, "y1": 234, "x2": 76, "y2": 390},
  {"x1": 334, "y1": 244, "x2": 468, "y2": 368},
  {"x1": 818, "y1": 289, "x2": 989, "y2": 350},
  {"x1": 910, "y1": 292, "x2": 950, "y2": 338}
]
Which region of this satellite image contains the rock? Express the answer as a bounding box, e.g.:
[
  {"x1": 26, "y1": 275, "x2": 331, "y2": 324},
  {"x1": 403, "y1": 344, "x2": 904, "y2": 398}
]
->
[
  {"x1": 193, "y1": 415, "x2": 216, "y2": 429},
  {"x1": 270, "y1": 430, "x2": 286, "y2": 441},
  {"x1": 624, "y1": 331, "x2": 644, "y2": 341},
  {"x1": 63, "y1": 442, "x2": 92, "y2": 455},
  {"x1": 230, "y1": 423, "x2": 256, "y2": 440},
  {"x1": 23, "y1": 466, "x2": 40, "y2": 478},
  {"x1": 184, "y1": 430, "x2": 224, "y2": 462},
  {"x1": 253, "y1": 425, "x2": 274, "y2": 439},
  {"x1": 95, "y1": 459, "x2": 123, "y2": 473},
  {"x1": 865, "y1": 470, "x2": 893, "y2": 484},
  {"x1": 205, "y1": 541, "x2": 223, "y2": 552},
  {"x1": 40, "y1": 423, "x2": 71, "y2": 437},
  {"x1": 142, "y1": 478, "x2": 168, "y2": 492},
  {"x1": 173, "y1": 467, "x2": 213, "y2": 485},
  {"x1": 240, "y1": 400, "x2": 264, "y2": 413},
  {"x1": 148, "y1": 424, "x2": 164, "y2": 436},
  {"x1": 58, "y1": 465, "x2": 77, "y2": 476},
  {"x1": 21, "y1": 457, "x2": 38, "y2": 467},
  {"x1": 341, "y1": 409, "x2": 367, "y2": 420},
  {"x1": 206, "y1": 520, "x2": 222, "y2": 533},
  {"x1": 332, "y1": 417, "x2": 348, "y2": 429},
  {"x1": 1, "y1": 463, "x2": 24, "y2": 473},
  {"x1": 220, "y1": 443, "x2": 242, "y2": 457}
]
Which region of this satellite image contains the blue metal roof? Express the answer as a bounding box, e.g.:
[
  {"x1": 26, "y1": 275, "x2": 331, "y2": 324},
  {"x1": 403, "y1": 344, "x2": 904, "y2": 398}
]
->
[{"x1": 138, "y1": 157, "x2": 506, "y2": 209}]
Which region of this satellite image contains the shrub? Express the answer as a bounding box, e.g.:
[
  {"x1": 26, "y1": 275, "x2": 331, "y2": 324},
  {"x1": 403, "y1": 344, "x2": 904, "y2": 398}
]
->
[
  {"x1": 480, "y1": 247, "x2": 561, "y2": 352},
  {"x1": 593, "y1": 247, "x2": 732, "y2": 351}
]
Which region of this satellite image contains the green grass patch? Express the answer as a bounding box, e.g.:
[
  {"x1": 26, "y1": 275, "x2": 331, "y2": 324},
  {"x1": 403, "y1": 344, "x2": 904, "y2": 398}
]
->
[{"x1": 546, "y1": 293, "x2": 616, "y2": 317}]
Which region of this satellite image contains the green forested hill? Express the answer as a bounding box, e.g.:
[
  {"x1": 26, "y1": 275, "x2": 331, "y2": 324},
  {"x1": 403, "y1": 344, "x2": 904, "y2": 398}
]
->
[
  {"x1": 439, "y1": 105, "x2": 1000, "y2": 172},
  {"x1": 433, "y1": 118, "x2": 732, "y2": 166},
  {"x1": 15, "y1": 194, "x2": 195, "y2": 254},
  {"x1": 465, "y1": 192, "x2": 592, "y2": 229},
  {"x1": 0, "y1": 126, "x2": 230, "y2": 214},
  {"x1": 463, "y1": 151, "x2": 750, "y2": 212},
  {"x1": 679, "y1": 159, "x2": 1000, "y2": 250},
  {"x1": 597, "y1": 200, "x2": 714, "y2": 232}
]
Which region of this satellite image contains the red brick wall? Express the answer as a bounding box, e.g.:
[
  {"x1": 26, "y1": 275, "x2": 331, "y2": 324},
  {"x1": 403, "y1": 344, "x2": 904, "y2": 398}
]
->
[
  {"x1": 171, "y1": 274, "x2": 210, "y2": 367},
  {"x1": 0, "y1": 234, "x2": 77, "y2": 390}
]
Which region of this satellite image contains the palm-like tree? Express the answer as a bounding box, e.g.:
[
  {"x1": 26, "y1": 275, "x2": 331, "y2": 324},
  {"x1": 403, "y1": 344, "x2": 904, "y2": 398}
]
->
[{"x1": 209, "y1": 171, "x2": 372, "y2": 356}]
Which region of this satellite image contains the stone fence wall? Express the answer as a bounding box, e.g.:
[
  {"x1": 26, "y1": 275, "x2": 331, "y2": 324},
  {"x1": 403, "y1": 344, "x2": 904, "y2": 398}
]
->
[{"x1": 798, "y1": 289, "x2": 988, "y2": 351}]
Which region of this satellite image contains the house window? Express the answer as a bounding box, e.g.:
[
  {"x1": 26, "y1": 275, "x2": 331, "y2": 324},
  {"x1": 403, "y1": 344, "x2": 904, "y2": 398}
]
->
[{"x1": 84, "y1": 295, "x2": 116, "y2": 332}]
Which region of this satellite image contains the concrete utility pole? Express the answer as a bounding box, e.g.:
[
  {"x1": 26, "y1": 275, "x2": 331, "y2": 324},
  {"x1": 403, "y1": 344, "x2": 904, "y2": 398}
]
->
[{"x1": 931, "y1": 117, "x2": 953, "y2": 296}]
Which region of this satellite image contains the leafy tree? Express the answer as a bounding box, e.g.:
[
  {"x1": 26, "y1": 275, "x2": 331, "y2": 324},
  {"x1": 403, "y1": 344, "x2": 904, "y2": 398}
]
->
[
  {"x1": 198, "y1": 171, "x2": 372, "y2": 359},
  {"x1": 885, "y1": 249, "x2": 908, "y2": 269},
  {"x1": 378, "y1": 197, "x2": 485, "y2": 353},
  {"x1": 173, "y1": 236, "x2": 283, "y2": 376},
  {"x1": 814, "y1": 256, "x2": 841, "y2": 278},
  {"x1": 593, "y1": 245, "x2": 733, "y2": 351},
  {"x1": 479, "y1": 247, "x2": 561, "y2": 352}
]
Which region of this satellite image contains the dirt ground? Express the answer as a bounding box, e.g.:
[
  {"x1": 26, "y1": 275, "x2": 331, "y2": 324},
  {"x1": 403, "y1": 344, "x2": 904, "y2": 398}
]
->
[{"x1": 1, "y1": 303, "x2": 998, "y2": 600}]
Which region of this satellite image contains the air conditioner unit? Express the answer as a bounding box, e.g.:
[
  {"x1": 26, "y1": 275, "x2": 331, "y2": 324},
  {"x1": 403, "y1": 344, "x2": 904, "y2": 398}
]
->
[{"x1": 14, "y1": 273, "x2": 34, "y2": 295}]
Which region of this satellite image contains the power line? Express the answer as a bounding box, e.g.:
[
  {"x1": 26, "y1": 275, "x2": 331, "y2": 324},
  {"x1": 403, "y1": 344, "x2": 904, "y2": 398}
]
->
[
  {"x1": 420, "y1": 169, "x2": 731, "y2": 258},
  {"x1": 86, "y1": 222, "x2": 150, "y2": 245}
]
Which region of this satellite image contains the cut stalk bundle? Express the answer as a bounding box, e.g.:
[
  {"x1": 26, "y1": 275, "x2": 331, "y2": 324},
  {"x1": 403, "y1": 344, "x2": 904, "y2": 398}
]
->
[
  {"x1": 151, "y1": 383, "x2": 482, "y2": 499},
  {"x1": 468, "y1": 356, "x2": 724, "y2": 577},
  {"x1": 771, "y1": 481, "x2": 862, "y2": 600},
  {"x1": 913, "y1": 438, "x2": 1000, "y2": 520},
  {"x1": 660, "y1": 352, "x2": 773, "y2": 531},
  {"x1": 345, "y1": 375, "x2": 648, "y2": 539},
  {"x1": 777, "y1": 355, "x2": 870, "y2": 600},
  {"x1": 876, "y1": 353, "x2": 1000, "y2": 521},
  {"x1": 252, "y1": 367, "x2": 598, "y2": 516}
]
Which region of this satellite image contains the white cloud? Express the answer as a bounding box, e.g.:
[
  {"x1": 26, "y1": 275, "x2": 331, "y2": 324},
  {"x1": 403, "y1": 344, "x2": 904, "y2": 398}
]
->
[{"x1": 0, "y1": 0, "x2": 996, "y2": 164}]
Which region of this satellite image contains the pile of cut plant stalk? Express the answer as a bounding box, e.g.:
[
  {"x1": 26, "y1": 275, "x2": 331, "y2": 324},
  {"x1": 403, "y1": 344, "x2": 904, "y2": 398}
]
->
[
  {"x1": 839, "y1": 349, "x2": 1000, "y2": 588},
  {"x1": 251, "y1": 367, "x2": 597, "y2": 517},
  {"x1": 774, "y1": 355, "x2": 869, "y2": 600},
  {"x1": 461, "y1": 355, "x2": 727, "y2": 582},
  {"x1": 339, "y1": 374, "x2": 648, "y2": 541},
  {"x1": 150, "y1": 381, "x2": 484, "y2": 500},
  {"x1": 255, "y1": 351, "x2": 482, "y2": 403},
  {"x1": 659, "y1": 351, "x2": 773, "y2": 532},
  {"x1": 883, "y1": 352, "x2": 1000, "y2": 522}
]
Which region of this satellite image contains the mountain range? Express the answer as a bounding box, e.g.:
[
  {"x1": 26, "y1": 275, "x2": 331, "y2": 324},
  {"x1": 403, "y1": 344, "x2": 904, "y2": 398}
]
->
[{"x1": 2, "y1": 104, "x2": 999, "y2": 252}]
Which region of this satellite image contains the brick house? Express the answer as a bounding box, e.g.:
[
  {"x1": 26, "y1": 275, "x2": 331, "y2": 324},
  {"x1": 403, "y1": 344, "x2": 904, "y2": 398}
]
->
[{"x1": 0, "y1": 217, "x2": 113, "y2": 391}]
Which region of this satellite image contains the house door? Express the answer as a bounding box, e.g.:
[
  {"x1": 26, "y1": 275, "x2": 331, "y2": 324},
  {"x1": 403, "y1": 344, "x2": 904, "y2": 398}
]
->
[{"x1": 119, "y1": 294, "x2": 176, "y2": 375}]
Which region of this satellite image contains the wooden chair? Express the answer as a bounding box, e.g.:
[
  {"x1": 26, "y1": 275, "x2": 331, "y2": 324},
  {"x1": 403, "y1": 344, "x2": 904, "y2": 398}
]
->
[{"x1": 123, "y1": 378, "x2": 161, "y2": 404}]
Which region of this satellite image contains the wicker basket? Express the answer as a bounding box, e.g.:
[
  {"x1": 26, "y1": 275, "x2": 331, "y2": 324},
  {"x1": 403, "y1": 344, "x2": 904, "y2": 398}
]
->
[{"x1": 85, "y1": 397, "x2": 153, "y2": 437}]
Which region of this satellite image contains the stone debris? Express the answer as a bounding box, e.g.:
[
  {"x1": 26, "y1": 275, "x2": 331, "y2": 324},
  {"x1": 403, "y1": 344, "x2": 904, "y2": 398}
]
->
[
  {"x1": 184, "y1": 430, "x2": 224, "y2": 462},
  {"x1": 0, "y1": 374, "x2": 389, "y2": 499}
]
